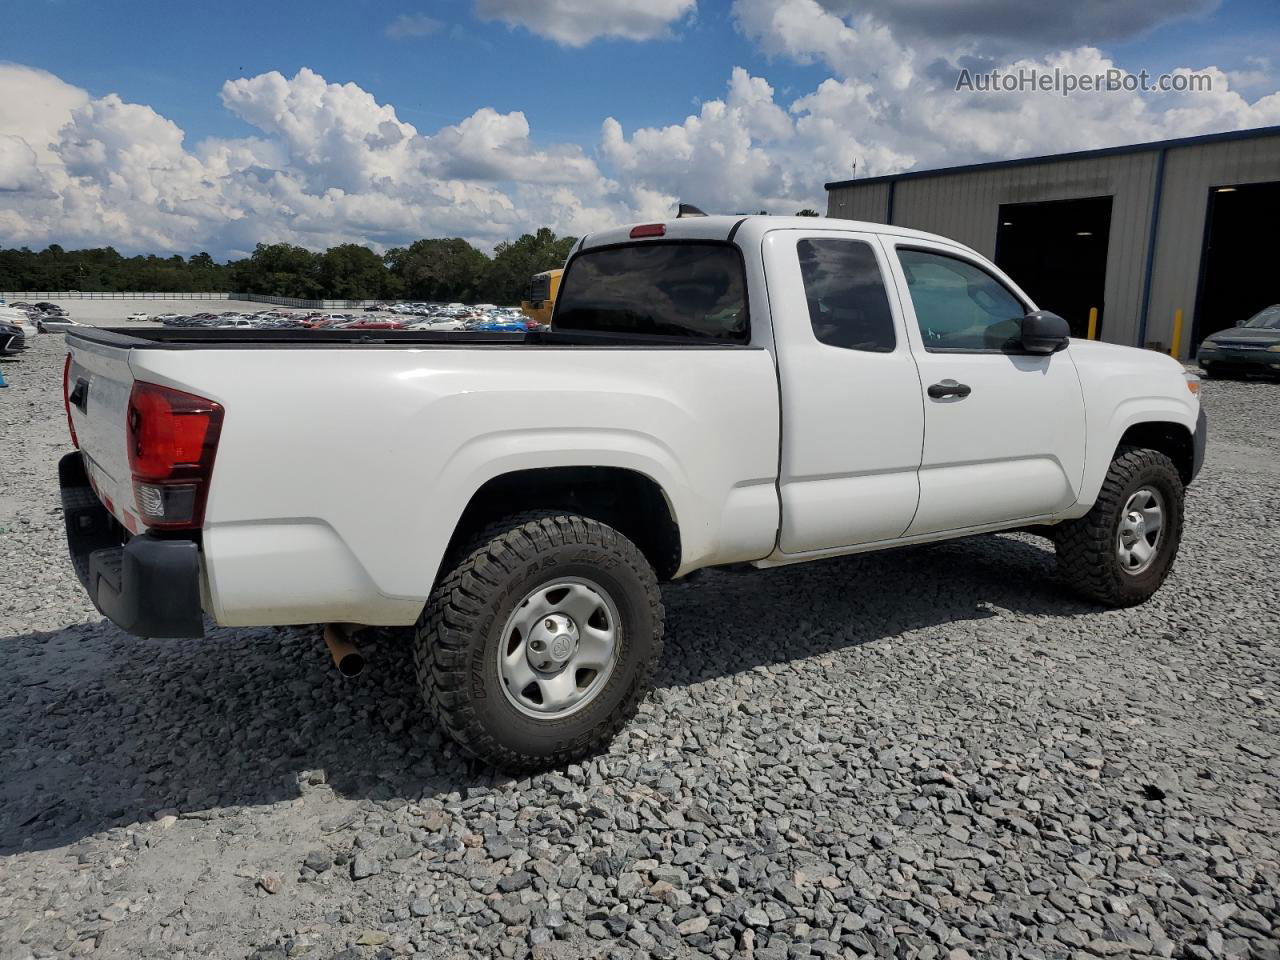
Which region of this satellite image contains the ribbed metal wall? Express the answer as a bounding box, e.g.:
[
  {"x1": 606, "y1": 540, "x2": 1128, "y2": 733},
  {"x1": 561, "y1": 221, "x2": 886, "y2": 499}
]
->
[
  {"x1": 826, "y1": 182, "x2": 891, "y2": 223},
  {"x1": 825, "y1": 132, "x2": 1280, "y2": 356},
  {"x1": 1147, "y1": 137, "x2": 1280, "y2": 354}
]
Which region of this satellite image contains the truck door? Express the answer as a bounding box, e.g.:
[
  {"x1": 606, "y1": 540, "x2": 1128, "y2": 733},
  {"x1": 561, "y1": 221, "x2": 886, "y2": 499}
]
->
[
  {"x1": 882, "y1": 238, "x2": 1086, "y2": 535},
  {"x1": 764, "y1": 229, "x2": 925, "y2": 553}
]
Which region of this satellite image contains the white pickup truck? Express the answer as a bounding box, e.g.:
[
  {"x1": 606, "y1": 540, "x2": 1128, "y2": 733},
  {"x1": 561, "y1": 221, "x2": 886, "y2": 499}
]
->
[{"x1": 60, "y1": 215, "x2": 1205, "y2": 768}]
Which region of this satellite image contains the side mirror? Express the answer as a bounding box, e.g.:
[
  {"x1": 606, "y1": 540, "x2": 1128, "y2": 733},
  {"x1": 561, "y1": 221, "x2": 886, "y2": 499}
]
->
[{"x1": 1021, "y1": 310, "x2": 1070, "y2": 354}]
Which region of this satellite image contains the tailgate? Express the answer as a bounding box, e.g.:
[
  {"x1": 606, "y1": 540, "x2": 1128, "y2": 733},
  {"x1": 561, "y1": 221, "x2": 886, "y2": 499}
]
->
[{"x1": 65, "y1": 334, "x2": 143, "y2": 533}]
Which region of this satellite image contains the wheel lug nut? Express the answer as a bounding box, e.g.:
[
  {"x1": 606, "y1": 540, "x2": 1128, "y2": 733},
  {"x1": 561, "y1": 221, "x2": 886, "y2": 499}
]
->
[{"x1": 545, "y1": 619, "x2": 556, "y2": 630}]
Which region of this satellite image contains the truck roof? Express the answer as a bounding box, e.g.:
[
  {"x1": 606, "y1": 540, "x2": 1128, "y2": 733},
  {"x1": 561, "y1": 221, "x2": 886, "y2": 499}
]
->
[{"x1": 577, "y1": 215, "x2": 980, "y2": 258}]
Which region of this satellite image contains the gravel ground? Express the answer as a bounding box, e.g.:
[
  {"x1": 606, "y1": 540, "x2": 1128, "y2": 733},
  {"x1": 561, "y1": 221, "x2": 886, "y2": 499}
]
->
[{"x1": 2, "y1": 335, "x2": 1278, "y2": 960}]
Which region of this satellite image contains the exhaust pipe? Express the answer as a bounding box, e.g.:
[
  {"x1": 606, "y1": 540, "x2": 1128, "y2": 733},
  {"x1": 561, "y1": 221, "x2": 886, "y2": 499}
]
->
[{"x1": 323, "y1": 623, "x2": 365, "y2": 678}]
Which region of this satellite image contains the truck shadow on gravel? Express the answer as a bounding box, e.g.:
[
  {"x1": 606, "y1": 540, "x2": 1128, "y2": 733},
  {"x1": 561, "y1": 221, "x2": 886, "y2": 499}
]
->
[{"x1": 2, "y1": 533, "x2": 1097, "y2": 854}]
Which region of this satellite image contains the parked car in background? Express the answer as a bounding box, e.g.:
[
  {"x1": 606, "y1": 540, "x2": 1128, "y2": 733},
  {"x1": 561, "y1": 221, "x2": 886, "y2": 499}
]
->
[
  {"x1": 60, "y1": 214, "x2": 1205, "y2": 769},
  {"x1": 0, "y1": 306, "x2": 39, "y2": 341},
  {"x1": 1197, "y1": 304, "x2": 1280, "y2": 378},
  {"x1": 339, "y1": 318, "x2": 404, "y2": 330},
  {"x1": 35, "y1": 314, "x2": 80, "y2": 332},
  {"x1": 471, "y1": 318, "x2": 528, "y2": 332},
  {"x1": 0, "y1": 319, "x2": 28, "y2": 354},
  {"x1": 126, "y1": 312, "x2": 149, "y2": 323}
]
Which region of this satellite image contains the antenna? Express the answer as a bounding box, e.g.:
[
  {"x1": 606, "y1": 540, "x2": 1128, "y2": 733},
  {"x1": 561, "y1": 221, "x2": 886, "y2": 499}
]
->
[{"x1": 677, "y1": 202, "x2": 708, "y2": 218}]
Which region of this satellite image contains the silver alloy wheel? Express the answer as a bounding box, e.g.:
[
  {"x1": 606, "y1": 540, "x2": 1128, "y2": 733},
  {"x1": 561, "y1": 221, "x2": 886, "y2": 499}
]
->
[
  {"x1": 1116, "y1": 487, "x2": 1165, "y2": 575},
  {"x1": 497, "y1": 577, "x2": 621, "y2": 719}
]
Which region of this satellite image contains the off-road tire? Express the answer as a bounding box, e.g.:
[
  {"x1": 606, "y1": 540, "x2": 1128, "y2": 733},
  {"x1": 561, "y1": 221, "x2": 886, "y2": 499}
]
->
[
  {"x1": 1055, "y1": 446, "x2": 1185, "y2": 607},
  {"x1": 414, "y1": 512, "x2": 664, "y2": 770}
]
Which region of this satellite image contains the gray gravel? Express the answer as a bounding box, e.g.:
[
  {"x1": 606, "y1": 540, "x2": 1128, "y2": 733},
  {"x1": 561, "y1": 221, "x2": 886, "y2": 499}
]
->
[{"x1": 2, "y1": 336, "x2": 1278, "y2": 960}]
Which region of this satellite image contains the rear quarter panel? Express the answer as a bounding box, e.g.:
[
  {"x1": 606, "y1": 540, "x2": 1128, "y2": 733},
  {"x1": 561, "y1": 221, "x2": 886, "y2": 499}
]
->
[{"x1": 132, "y1": 345, "x2": 781, "y2": 626}]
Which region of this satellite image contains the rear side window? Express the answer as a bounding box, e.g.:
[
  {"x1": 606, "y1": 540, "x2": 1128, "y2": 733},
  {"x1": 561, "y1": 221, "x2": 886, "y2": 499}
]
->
[
  {"x1": 797, "y1": 238, "x2": 896, "y2": 352},
  {"x1": 554, "y1": 242, "x2": 748, "y2": 342}
]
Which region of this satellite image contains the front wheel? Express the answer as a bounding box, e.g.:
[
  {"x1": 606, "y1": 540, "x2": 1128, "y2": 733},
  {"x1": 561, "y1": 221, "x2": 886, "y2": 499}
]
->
[
  {"x1": 1055, "y1": 446, "x2": 1185, "y2": 607},
  {"x1": 414, "y1": 512, "x2": 664, "y2": 770}
]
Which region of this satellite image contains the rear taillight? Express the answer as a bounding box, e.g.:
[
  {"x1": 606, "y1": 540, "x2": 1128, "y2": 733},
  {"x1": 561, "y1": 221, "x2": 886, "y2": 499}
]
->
[
  {"x1": 630, "y1": 223, "x2": 665, "y2": 238},
  {"x1": 127, "y1": 381, "x2": 223, "y2": 530},
  {"x1": 63, "y1": 353, "x2": 79, "y2": 448}
]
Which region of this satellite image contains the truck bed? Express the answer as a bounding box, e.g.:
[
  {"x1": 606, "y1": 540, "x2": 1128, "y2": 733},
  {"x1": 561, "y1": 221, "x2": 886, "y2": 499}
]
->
[{"x1": 62, "y1": 321, "x2": 782, "y2": 628}]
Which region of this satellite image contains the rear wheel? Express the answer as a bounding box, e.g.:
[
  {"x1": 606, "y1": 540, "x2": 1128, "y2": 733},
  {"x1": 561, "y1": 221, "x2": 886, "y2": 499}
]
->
[
  {"x1": 1055, "y1": 446, "x2": 1185, "y2": 607},
  {"x1": 414, "y1": 512, "x2": 663, "y2": 770}
]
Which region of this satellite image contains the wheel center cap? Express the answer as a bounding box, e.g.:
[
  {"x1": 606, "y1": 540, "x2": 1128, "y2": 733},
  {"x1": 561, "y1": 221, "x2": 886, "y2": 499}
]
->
[
  {"x1": 549, "y1": 634, "x2": 574, "y2": 661},
  {"x1": 527, "y1": 614, "x2": 578, "y2": 671},
  {"x1": 1129, "y1": 512, "x2": 1146, "y2": 537}
]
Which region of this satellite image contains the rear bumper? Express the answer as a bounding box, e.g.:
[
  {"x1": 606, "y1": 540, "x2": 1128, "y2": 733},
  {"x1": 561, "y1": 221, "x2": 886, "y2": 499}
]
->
[
  {"x1": 1191, "y1": 407, "x2": 1207, "y2": 483},
  {"x1": 59, "y1": 452, "x2": 205, "y2": 638}
]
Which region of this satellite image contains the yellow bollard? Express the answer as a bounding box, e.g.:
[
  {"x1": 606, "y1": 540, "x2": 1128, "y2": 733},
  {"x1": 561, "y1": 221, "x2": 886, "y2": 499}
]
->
[
  {"x1": 1170, "y1": 308, "x2": 1184, "y2": 359},
  {"x1": 1087, "y1": 307, "x2": 1098, "y2": 341}
]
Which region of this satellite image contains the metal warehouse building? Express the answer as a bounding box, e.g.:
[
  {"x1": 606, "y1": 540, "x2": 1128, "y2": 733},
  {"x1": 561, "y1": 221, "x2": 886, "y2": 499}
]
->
[{"x1": 824, "y1": 125, "x2": 1280, "y2": 358}]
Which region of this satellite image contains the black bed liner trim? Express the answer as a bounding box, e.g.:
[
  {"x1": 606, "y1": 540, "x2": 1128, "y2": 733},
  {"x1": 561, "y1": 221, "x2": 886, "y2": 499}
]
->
[{"x1": 65, "y1": 326, "x2": 765, "y2": 351}]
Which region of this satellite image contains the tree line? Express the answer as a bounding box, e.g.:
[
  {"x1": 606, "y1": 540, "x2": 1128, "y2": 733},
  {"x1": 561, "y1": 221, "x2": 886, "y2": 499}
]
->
[{"x1": 0, "y1": 228, "x2": 577, "y2": 305}]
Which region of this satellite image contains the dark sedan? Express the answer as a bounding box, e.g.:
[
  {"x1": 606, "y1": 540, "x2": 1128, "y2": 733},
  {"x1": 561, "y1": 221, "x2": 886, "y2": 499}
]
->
[
  {"x1": 1197, "y1": 305, "x2": 1280, "y2": 378},
  {"x1": 0, "y1": 320, "x2": 28, "y2": 355}
]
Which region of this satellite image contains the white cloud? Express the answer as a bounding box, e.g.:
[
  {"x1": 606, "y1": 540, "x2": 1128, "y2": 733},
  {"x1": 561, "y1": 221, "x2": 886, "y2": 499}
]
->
[
  {"x1": 0, "y1": 134, "x2": 40, "y2": 191},
  {"x1": 729, "y1": 0, "x2": 1280, "y2": 180},
  {"x1": 1227, "y1": 56, "x2": 1275, "y2": 93},
  {"x1": 0, "y1": 64, "x2": 89, "y2": 164},
  {"x1": 426, "y1": 108, "x2": 603, "y2": 184},
  {"x1": 0, "y1": 65, "x2": 636, "y2": 257},
  {"x1": 220, "y1": 68, "x2": 424, "y2": 194},
  {"x1": 0, "y1": 3, "x2": 1276, "y2": 259},
  {"x1": 385, "y1": 13, "x2": 443, "y2": 39},
  {"x1": 600, "y1": 68, "x2": 804, "y2": 214},
  {"x1": 473, "y1": 0, "x2": 696, "y2": 47},
  {"x1": 812, "y1": 0, "x2": 1218, "y2": 52}
]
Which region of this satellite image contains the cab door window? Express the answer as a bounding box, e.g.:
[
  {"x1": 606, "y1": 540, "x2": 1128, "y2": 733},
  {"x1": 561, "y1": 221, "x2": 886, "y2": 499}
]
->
[{"x1": 898, "y1": 248, "x2": 1027, "y2": 352}]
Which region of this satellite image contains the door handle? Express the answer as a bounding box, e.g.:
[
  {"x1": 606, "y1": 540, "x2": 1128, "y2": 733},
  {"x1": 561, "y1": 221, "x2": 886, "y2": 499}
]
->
[{"x1": 927, "y1": 379, "x2": 971, "y2": 399}]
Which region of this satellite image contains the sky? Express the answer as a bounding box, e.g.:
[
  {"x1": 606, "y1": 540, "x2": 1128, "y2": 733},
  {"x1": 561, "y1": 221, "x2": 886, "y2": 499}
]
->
[{"x1": 0, "y1": 0, "x2": 1278, "y2": 259}]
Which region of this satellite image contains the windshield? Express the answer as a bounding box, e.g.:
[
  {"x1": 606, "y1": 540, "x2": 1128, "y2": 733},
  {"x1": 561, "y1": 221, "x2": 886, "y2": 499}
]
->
[
  {"x1": 554, "y1": 242, "x2": 748, "y2": 342},
  {"x1": 1242, "y1": 304, "x2": 1280, "y2": 330}
]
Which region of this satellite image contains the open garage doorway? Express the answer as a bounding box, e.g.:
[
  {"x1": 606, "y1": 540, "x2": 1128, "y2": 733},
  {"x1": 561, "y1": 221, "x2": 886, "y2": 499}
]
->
[
  {"x1": 1194, "y1": 180, "x2": 1280, "y2": 346},
  {"x1": 995, "y1": 196, "x2": 1112, "y2": 338}
]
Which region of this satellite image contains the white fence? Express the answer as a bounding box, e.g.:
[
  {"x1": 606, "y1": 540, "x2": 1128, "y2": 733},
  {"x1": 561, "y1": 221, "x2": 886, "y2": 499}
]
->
[
  {"x1": 1, "y1": 292, "x2": 394, "y2": 309},
  {"x1": 2, "y1": 291, "x2": 232, "y2": 301}
]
